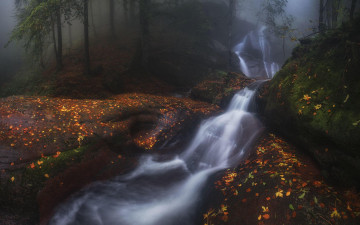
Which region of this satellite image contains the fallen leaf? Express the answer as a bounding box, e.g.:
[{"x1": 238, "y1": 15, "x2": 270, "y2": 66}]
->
[
  {"x1": 275, "y1": 189, "x2": 283, "y2": 198},
  {"x1": 331, "y1": 208, "x2": 341, "y2": 218},
  {"x1": 10, "y1": 176, "x2": 15, "y2": 182},
  {"x1": 263, "y1": 214, "x2": 270, "y2": 220},
  {"x1": 298, "y1": 192, "x2": 306, "y2": 199},
  {"x1": 262, "y1": 206, "x2": 269, "y2": 213},
  {"x1": 289, "y1": 204, "x2": 295, "y2": 210},
  {"x1": 286, "y1": 189, "x2": 291, "y2": 196}
]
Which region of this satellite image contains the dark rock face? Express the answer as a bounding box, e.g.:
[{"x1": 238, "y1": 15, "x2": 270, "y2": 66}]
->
[
  {"x1": 147, "y1": 1, "x2": 255, "y2": 87},
  {"x1": 190, "y1": 71, "x2": 255, "y2": 108},
  {"x1": 256, "y1": 20, "x2": 360, "y2": 188}
]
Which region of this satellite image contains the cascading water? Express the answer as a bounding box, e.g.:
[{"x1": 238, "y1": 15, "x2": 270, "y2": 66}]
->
[
  {"x1": 49, "y1": 82, "x2": 264, "y2": 225},
  {"x1": 233, "y1": 26, "x2": 280, "y2": 79}
]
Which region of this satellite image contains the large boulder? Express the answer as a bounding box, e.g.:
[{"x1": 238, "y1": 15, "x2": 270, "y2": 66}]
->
[
  {"x1": 190, "y1": 71, "x2": 255, "y2": 107},
  {"x1": 257, "y1": 19, "x2": 360, "y2": 187}
]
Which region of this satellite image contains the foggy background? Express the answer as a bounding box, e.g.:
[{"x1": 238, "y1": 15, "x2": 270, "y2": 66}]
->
[
  {"x1": 0, "y1": 0, "x2": 356, "y2": 85},
  {"x1": 0, "y1": 0, "x2": 24, "y2": 83}
]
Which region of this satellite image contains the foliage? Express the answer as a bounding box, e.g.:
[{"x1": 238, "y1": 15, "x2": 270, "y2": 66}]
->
[
  {"x1": 7, "y1": 0, "x2": 83, "y2": 65},
  {"x1": 258, "y1": 0, "x2": 294, "y2": 38}
]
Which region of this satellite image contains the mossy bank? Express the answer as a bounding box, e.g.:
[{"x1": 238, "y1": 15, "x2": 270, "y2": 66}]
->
[{"x1": 258, "y1": 18, "x2": 360, "y2": 188}]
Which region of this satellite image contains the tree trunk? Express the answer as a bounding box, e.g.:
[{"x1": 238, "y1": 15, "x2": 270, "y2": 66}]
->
[
  {"x1": 68, "y1": 23, "x2": 72, "y2": 53},
  {"x1": 227, "y1": 0, "x2": 236, "y2": 72},
  {"x1": 331, "y1": 0, "x2": 339, "y2": 28},
  {"x1": 110, "y1": 0, "x2": 115, "y2": 38},
  {"x1": 56, "y1": 3, "x2": 63, "y2": 70},
  {"x1": 84, "y1": 0, "x2": 90, "y2": 75},
  {"x1": 89, "y1": 0, "x2": 98, "y2": 38},
  {"x1": 130, "y1": 0, "x2": 136, "y2": 22},
  {"x1": 350, "y1": 0, "x2": 357, "y2": 20},
  {"x1": 123, "y1": 0, "x2": 129, "y2": 25},
  {"x1": 319, "y1": 0, "x2": 325, "y2": 32},
  {"x1": 139, "y1": 0, "x2": 150, "y2": 69}
]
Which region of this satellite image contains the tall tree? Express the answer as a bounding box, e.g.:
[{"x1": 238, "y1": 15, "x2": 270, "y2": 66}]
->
[
  {"x1": 109, "y1": 0, "x2": 116, "y2": 38},
  {"x1": 83, "y1": 0, "x2": 90, "y2": 74},
  {"x1": 331, "y1": 0, "x2": 341, "y2": 27},
  {"x1": 89, "y1": 0, "x2": 98, "y2": 38},
  {"x1": 123, "y1": 0, "x2": 129, "y2": 25},
  {"x1": 319, "y1": 0, "x2": 325, "y2": 32},
  {"x1": 139, "y1": 0, "x2": 150, "y2": 68},
  {"x1": 55, "y1": 0, "x2": 63, "y2": 70},
  {"x1": 227, "y1": 0, "x2": 236, "y2": 72},
  {"x1": 259, "y1": 0, "x2": 294, "y2": 57},
  {"x1": 350, "y1": 0, "x2": 358, "y2": 20},
  {"x1": 9, "y1": 0, "x2": 63, "y2": 70}
]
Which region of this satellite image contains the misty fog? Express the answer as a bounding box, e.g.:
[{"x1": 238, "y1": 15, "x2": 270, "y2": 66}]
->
[
  {"x1": 0, "y1": 0, "x2": 24, "y2": 82},
  {"x1": 0, "y1": 0, "x2": 328, "y2": 84}
]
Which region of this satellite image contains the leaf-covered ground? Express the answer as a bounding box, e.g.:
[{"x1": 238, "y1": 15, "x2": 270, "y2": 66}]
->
[
  {"x1": 0, "y1": 94, "x2": 218, "y2": 166},
  {"x1": 204, "y1": 133, "x2": 360, "y2": 225},
  {"x1": 0, "y1": 93, "x2": 219, "y2": 224}
]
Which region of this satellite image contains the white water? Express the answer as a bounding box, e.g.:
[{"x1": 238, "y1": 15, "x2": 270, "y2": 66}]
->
[
  {"x1": 49, "y1": 84, "x2": 264, "y2": 225},
  {"x1": 233, "y1": 26, "x2": 280, "y2": 79}
]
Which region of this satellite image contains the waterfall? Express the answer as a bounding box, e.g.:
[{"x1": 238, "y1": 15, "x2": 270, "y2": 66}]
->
[
  {"x1": 233, "y1": 26, "x2": 280, "y2": 79},
  {"x1": 49, "y1": 84, "x2": 264, "y2": 225}
]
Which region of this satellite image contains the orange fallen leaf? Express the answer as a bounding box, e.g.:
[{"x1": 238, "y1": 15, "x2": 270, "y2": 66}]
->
[
  {"x1": 313, "y1": 181, "x2": 321, "y2": 187},
  {"x1": 266, "y1": 197, "x2": 271, "y2": 201},
  {"x1": 286, "y1": 189, "x2": 291, "y2": 196},
  {"x1": 263, "y1": 214, "x2": 270, "y2": 220},
  {"x1": 292, "y1": 211, "x2": 296, "y2": 218},
  {"x1": 246, "y1": 188, "x2": 251, "y2": 192}
]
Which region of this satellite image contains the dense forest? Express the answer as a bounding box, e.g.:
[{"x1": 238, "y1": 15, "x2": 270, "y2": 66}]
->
[{"x1": 0, "y1": 0, "x2": 359, "y2": 224}]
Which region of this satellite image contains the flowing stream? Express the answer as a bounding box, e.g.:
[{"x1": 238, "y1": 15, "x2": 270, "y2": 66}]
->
[{"x1": 49, "y1": 82, "x2": 264, "y2": 225}]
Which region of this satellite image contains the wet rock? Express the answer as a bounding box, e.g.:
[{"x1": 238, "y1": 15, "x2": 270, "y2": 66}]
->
[
  {"x1": 191, "y1": 71, "x2": 255, "y2": 107},
  {"x1": 257, "y1": 19, "x2": 360, "y2": 188}
]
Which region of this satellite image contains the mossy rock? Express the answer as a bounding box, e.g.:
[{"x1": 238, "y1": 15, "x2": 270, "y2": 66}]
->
[
  {"x1": 191, "y1": 71, "x2": 255, "y2": 107},
  {"x1": 258, "y1": 18, "x2": 360, "y2": 187}
]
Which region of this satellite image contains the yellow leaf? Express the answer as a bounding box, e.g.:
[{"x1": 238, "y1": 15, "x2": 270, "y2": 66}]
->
[
  {"x1": 275, "y1": 189, "x2": 283, "y2": 198},
  {"x1": 10, "y1": 176, "x2": 15, "y2": 182},
  {"x1": 262, "y1": 206, "x2": 269, "y2": 212},
  {"x1": 44, "y1": 174, "x2": 49, "y2": 178},
  {"x1": 331, "y1": 208, "x2": 341, "y2": 218},
  {"x1": 258, "y1": 214, "x2": 262, "y2": 220},
  {"x1": 303, "y1": 94, "x2": 311, "y2": 101},
  {"x1": 314, "y1": 104, "x2": 322, "y2": 110}
]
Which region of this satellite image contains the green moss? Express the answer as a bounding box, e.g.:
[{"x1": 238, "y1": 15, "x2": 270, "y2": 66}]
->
[
  {"x1": 262, "y1": 18, "x2": 360, "y2": 187},
  {"x1": 0, "y1": 146, "x2": 89, "y2": 217}
]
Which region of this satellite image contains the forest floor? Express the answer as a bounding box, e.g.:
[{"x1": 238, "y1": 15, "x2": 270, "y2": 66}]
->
[{"x1": 204, "y1": 133, "x2": 360, "y2": 225}]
